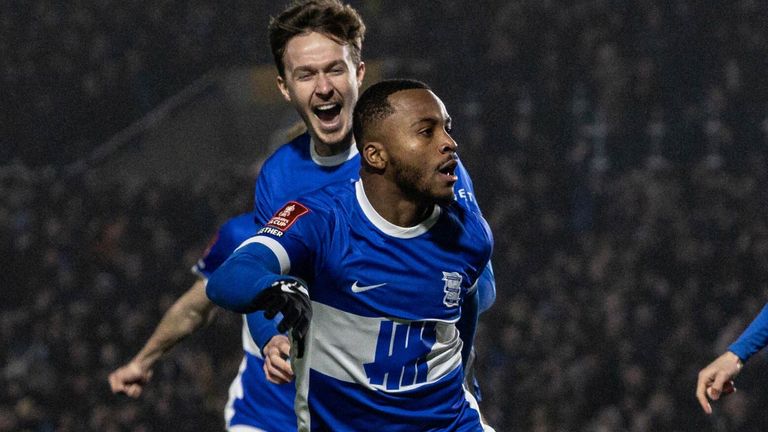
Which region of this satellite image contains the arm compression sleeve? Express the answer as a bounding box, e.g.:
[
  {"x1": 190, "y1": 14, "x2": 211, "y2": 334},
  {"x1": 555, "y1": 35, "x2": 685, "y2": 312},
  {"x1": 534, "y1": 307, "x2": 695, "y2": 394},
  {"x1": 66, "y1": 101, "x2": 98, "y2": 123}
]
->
[
  {"x1": 729, "y1": 303, "x2": 768, "y2": 362},
  {"x1": 206, "y1": 241, "x2": 296, "y2": 314}
]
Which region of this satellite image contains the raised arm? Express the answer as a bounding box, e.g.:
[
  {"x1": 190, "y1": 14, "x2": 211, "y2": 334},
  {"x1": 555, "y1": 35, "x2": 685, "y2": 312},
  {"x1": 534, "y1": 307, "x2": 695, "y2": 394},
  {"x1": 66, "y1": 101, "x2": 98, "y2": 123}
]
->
[{"x1": 108, "y1": 278, "x2": 216, "y2": 397}]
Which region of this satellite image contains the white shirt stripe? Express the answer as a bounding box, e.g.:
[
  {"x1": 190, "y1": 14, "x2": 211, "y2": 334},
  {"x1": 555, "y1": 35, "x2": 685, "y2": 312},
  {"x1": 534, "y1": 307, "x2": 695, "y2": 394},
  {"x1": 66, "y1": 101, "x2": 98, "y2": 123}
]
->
[{"x1": 236, "y1": 235, "x2": 291, "y2": 274}]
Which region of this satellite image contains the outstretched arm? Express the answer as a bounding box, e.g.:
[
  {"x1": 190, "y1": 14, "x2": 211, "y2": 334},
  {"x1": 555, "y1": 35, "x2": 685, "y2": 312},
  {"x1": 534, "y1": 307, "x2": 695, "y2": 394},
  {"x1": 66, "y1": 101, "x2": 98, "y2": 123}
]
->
[
  {"x1": 728, "y1": 304, "x2": 768, "y2": 362},
  {"x1": 695, "y1": 351, "x2": 741, "y2": 415},
  {"x1": 206, "y1": 240, "x2": 287, "y2": 313},
  {"x1": 108, "y1": 278, "x2": 216, "y2": 397},
  {"x1": 207, "y1": 240, "x2": 312, "y2": 357},
  {"x1": 695, "y1": 303, "x2": 768, "y2": 414}
]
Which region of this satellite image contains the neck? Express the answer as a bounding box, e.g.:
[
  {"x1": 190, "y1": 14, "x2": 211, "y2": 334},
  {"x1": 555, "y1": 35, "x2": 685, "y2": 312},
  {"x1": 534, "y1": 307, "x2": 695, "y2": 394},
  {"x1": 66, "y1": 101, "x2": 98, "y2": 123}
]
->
[
  {"x1": 360, "y1": 173, "x2": 434, "y2": 227},
  {"x1": 312, "y1": 132, "x2": 354, "y2": 157}
]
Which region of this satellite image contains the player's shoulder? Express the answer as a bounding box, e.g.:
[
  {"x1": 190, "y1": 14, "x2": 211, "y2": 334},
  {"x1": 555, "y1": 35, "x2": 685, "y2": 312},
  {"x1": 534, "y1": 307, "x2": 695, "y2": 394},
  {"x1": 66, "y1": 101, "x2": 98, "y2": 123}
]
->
[
  {"x1": 263, "y1": 180, "x2": 355, "y2": 240},
  {"x1": 213, "y1": 212, "x2": 259, "y2": 252},
  {"x1": 275, "y1": 180, "x2": 353, "y2": 229},
  {"x1": 261, "y1": 132, "x2": 311, "y2": 171},
  {"x1": 295, "y1": 178, "x2": 356, "y2": 212},
  {"x1": 194, "y1": 212, "x2": 258, "y2": 277},
  {"x1": 220, "y1": 212, "x2": 258, "y2": 240},
  {"x1": 444, "y1": 200, "x2": 493, "y2": 243}
]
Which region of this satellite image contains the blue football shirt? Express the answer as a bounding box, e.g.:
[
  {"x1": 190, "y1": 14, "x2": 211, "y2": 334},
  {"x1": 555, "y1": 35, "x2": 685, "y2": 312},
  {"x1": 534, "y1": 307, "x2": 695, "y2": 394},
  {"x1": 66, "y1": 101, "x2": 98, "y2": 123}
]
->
[
  {"x1": 209, "y1": 133, "x2": 494, "y2": 430},
  {"x1": 249, "y1": 133, "x2": 495, "y2": 348},
  {"x1": 214, "y1": 179, "x2": 494, "y2": 431}
]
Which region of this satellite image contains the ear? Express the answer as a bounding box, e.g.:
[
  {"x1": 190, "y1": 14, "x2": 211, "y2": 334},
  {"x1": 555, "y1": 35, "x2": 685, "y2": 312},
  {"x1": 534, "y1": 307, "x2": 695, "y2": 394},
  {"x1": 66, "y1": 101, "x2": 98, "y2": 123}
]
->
[
  {"x1": 276, "y1": 75, "x2": 292, "y2": 103},
  {"x1": 362, "y1": 141, "x2": 387, "y2": 170},
  {"x1": 355, "y1": 61, "x2": 366, "y2": 88}
]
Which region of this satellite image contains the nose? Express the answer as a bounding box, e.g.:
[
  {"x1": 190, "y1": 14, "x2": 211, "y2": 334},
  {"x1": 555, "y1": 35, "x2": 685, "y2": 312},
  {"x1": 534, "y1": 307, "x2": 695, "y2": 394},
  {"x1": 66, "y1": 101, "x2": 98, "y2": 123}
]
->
[
  {"x1": 315, "y1": 74, "x2": 333, "y2": 97},
  {"x1": 440, "y1": 133, "x2": 458, "y2": 154}
]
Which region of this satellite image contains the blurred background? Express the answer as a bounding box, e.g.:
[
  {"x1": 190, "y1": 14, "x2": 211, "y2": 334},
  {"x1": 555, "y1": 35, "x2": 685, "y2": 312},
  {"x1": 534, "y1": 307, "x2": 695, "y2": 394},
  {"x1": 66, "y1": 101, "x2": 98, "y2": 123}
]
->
[{"x1": 3, "y1": 0, "x2": 768, "y2": 430}]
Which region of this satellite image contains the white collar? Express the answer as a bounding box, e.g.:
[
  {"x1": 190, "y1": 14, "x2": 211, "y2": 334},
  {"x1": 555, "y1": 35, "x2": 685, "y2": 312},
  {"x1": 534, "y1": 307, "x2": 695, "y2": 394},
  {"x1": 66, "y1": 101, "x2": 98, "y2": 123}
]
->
[
  {"x1": 355, "y1": 180, "x2": 441, "y2": 239},
  {"x1": 310, "y1": 137, "x2": 359, "y2": 167}
]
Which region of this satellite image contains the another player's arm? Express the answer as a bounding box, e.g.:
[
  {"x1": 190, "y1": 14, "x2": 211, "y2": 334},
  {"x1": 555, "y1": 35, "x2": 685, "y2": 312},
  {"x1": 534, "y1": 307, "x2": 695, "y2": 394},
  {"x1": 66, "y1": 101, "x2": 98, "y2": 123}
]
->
[
  {"x1": 108, "y1": 278, "x2": 216, "y2": 397},
  {"x1": 696, "y1": 352, "x2": 741, "y2": 414},
  {"x1": 260, "y1": 333, "x2": 293, "y2": 384},
  {"x1": 727, "y1": 303, "x2": 768, "y2": 362},
  {"x1": 696, "y1": 304, "x2": 768, "y2": 413},
  {"x1": 246, "y1": 311, "x2": 293, "y2": 384}
]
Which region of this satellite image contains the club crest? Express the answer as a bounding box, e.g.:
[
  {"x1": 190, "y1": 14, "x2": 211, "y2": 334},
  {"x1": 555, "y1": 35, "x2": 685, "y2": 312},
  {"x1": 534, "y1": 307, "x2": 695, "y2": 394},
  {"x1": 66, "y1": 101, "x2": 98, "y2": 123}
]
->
[{"x1": 442, "y1": 272, "x2": 462, "y2": 307}]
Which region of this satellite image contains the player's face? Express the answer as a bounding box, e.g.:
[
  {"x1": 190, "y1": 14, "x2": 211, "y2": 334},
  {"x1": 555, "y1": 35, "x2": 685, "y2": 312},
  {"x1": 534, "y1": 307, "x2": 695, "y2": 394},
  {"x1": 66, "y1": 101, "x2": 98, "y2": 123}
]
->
[
  {"x1": 382, "y1": 89, "x2": 458, "y2": 204},
  {"x1": 277, "y1": 32, "x2": 365, "y2": 152}
]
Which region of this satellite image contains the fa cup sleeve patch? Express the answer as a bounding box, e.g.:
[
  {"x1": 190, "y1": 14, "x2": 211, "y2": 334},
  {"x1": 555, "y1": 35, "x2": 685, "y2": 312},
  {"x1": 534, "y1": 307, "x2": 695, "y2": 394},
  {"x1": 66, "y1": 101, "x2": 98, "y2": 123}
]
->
[{"x1": 266, "y1": 201, "x2": 310, "y2": 232}]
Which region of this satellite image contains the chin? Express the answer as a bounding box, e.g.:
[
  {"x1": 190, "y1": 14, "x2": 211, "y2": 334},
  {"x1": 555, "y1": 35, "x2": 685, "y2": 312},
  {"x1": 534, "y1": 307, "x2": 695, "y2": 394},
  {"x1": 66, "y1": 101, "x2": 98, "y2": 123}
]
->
[
  {"x1": 433, "y1": 192, "x2": 455, "y2": 206},
  {"x1": 314, "y1": 129, "x2": 348, "y2": 147}
]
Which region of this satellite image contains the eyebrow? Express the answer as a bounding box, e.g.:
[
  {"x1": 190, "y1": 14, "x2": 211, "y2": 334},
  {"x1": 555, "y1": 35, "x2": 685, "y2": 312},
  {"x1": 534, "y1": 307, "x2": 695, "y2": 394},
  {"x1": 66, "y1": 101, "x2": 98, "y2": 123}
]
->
[
  {"x1": 292, "y1": 60, "x2": 347, "y2": 73},
  {"x1": 410, "y1": 115, "x2": 452, "y2": 128}
]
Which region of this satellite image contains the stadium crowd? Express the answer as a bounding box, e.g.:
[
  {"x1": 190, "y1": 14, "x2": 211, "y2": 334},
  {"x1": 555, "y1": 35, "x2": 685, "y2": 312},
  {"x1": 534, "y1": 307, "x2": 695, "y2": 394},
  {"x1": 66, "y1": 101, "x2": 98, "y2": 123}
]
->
[{"x1": 3, "y1": 0, "x2": 768, "y2": 431}]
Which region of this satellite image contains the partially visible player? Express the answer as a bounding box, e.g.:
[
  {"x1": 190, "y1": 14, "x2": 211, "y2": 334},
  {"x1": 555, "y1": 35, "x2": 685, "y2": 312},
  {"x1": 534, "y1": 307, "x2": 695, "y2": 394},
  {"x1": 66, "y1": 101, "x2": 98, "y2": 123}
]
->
[
  {"x1": 208, "y1": 79, "x2": 495, "y2": 431},
  {"x1": 695, "y1": 304, "x2": 768, "y2": 414}
]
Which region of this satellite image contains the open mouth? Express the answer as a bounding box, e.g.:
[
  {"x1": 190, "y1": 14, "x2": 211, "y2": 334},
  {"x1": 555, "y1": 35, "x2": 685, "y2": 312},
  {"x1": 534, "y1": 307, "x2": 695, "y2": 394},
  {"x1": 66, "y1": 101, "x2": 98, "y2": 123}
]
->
[
  {"x1": 313, "y1": 103, "x2": 342, "y2": 123},
  {"x1": 438, "y1": 159, "x2": 458, "y2": 180}
]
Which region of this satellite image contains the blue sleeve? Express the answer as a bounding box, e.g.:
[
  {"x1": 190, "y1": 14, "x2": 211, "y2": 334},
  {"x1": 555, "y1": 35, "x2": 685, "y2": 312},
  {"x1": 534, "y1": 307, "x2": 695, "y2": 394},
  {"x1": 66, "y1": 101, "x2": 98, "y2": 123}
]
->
[
  {"x1": 729, "y1": 304, "x2": 768, "y2": 362},
  {"x1": 192, "y1": 232, "x2": 230, "y2": 279},
  {"x1": 476, "y1": 261, "x2": 496, "y2": 313},
  {"x1": 206, "y1": 241, "x2": 297, "y2": 313},
  {"x1": 456, "y1": 288, "x2": 479, "y2": 365},
  {"x1": 192, "y1": 213, "x2": 258, "y2": 278},
  {"x1": 254, "y1": 167, "x2": 275, "y2": 226},
  {"x1": 246, "y1": 311, "x2": 281, "y2": 352}
]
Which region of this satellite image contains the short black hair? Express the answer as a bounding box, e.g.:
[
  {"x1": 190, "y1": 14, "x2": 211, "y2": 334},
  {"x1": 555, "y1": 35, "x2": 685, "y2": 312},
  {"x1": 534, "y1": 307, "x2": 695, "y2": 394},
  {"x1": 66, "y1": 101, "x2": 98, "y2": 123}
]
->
[
  {"x1": 269, "y1": 0, "x2": 366, "y2": 78},
  {"x1": 353, "y1": 79, "x2": 431, "y2": 149}
]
